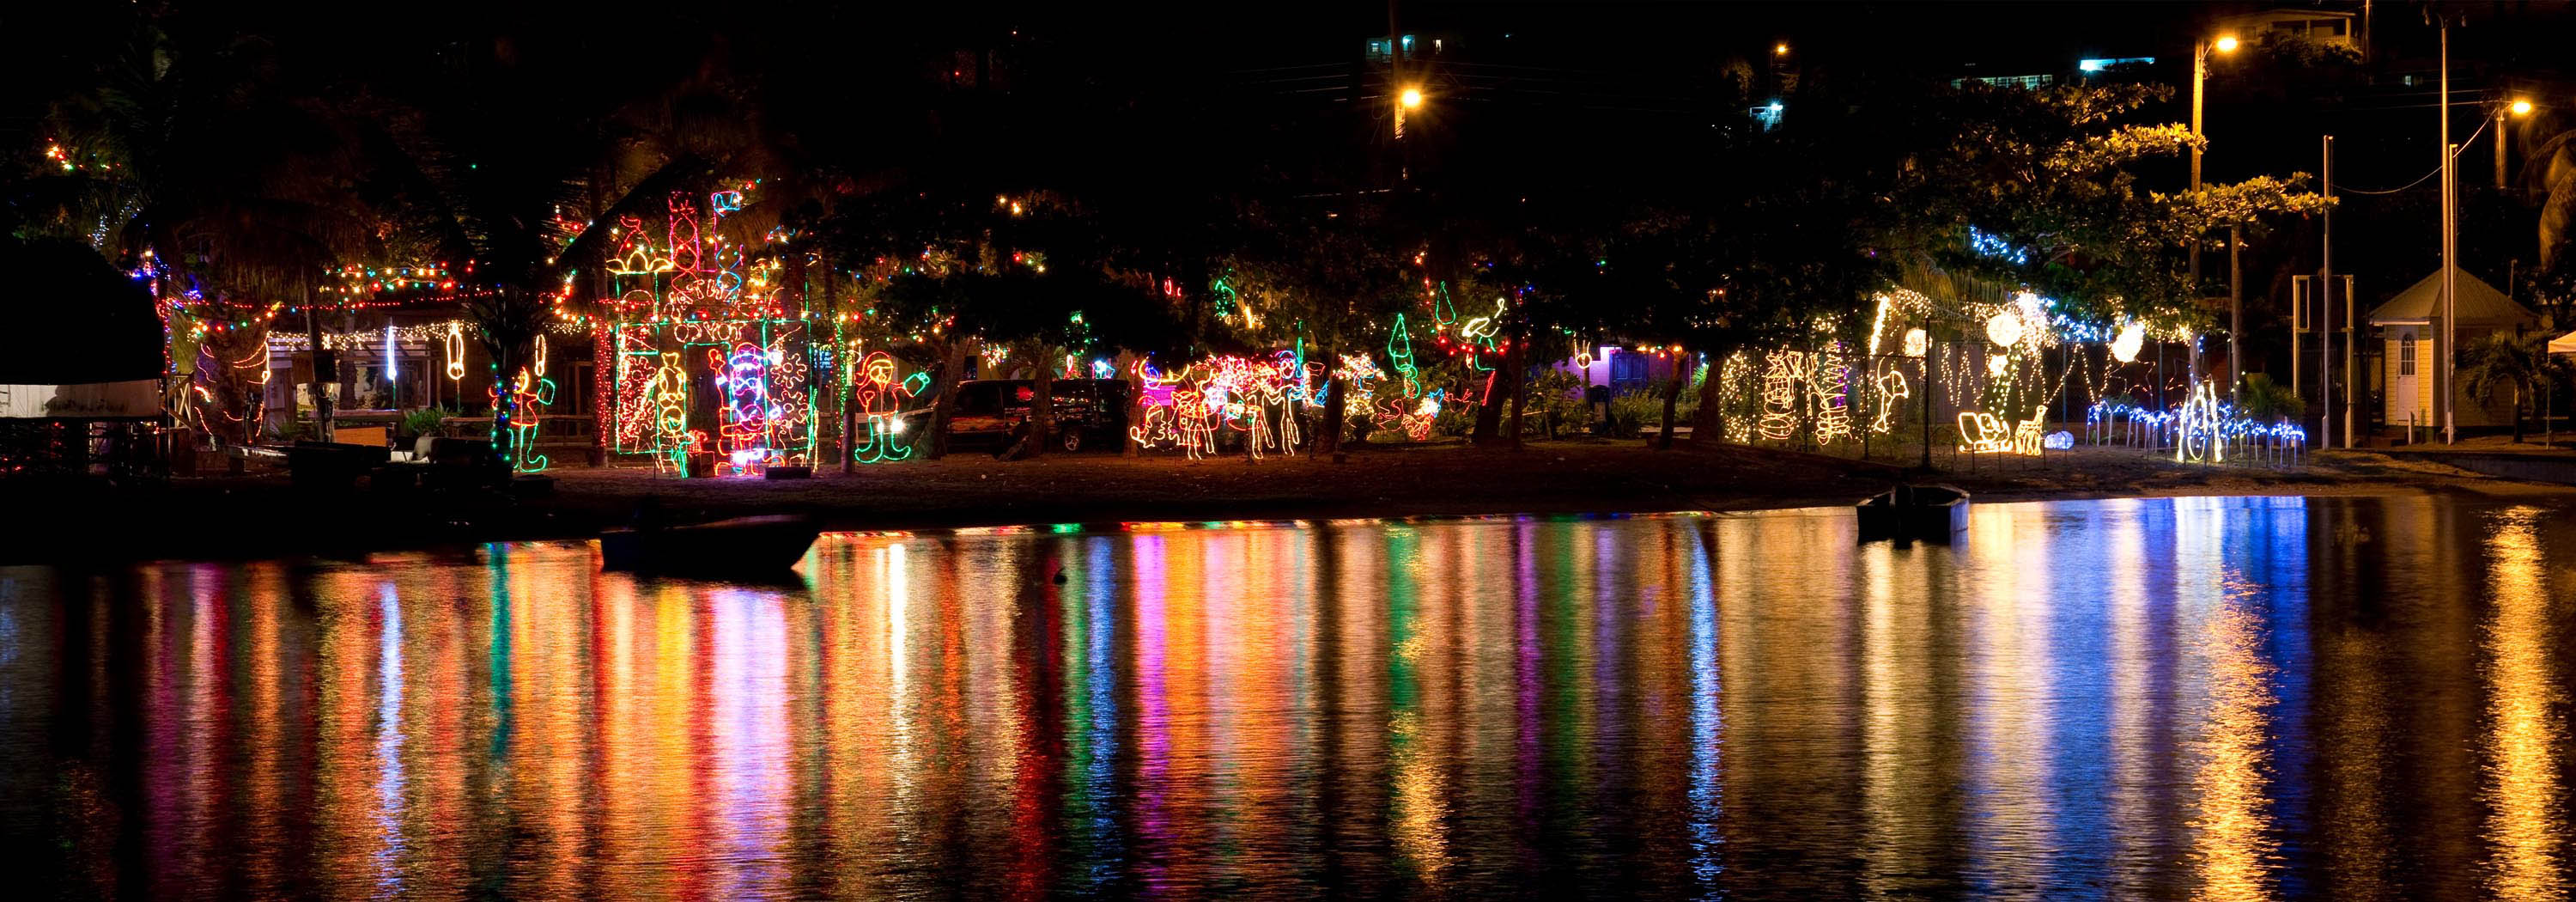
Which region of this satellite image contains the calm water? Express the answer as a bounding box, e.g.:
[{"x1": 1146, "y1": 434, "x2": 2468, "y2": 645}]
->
[{"x1": 3, "y1": 497, "x2": 2573, "y2": 900}]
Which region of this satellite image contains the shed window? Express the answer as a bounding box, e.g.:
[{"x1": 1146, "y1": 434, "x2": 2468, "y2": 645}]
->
[{"x1": 2399, "y1": 335, "x2": 2415, "y2": 375}]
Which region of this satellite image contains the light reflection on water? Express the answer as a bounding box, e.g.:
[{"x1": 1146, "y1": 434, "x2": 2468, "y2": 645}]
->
[{"x1": 2, "y1": 496, "x2": 2573, "y2": 899}]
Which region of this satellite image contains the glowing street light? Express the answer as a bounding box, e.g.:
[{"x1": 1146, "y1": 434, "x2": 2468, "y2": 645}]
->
[
  {"x1": 1399, "y1": 86, "x2": 1425, "y2": 110},
  {"x1": 2498, "y1": 98, "x2": 2537, "y2": 190},
  {"x1": 2193, "y1": 34, "x2": 2240, "y2": 390},
  {"x1": 1774, "y1": 42, "x2": 1789, "y2": 56}
]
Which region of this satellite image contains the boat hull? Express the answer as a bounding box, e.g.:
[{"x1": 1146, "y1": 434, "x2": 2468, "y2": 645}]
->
[
  {"x1": 599, "y1": 515, "x2": 820, "y2": 576},
  {"x1": 1856, "y1": 485, "x2": 1969, "y2": 544}
]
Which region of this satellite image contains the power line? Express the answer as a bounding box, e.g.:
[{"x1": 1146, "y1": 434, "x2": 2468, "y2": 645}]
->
[{"x1": 2334, "y1": 114, "x2": 2491, "y2": 194}]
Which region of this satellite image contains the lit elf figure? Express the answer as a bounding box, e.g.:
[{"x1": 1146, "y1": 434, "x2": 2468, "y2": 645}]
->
[
  {"x1": 851, "y1": 351, "x2": 927, "y2": 464},
  {"x1": 487, "y1": 367, "x2": 556, "y2": 472}
]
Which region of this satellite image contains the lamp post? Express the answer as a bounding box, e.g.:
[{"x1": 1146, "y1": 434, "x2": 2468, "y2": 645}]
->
[
  {"x1": 2190, "y1": 34, "x2": 2238, "y2": 389},
  {"x1": 2440, "y1": 25, "x2": 2454, "y2": 443}
]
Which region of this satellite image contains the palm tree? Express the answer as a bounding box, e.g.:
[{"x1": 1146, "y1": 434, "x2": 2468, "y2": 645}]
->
[
  {"x1": 2532, "y1": 122, "x2": 2576, "y2": 273},
  {"x1": 18, "y1": 13, "x2": 390, "y2": 446},
  {"x1": 2458, "y1": 332, "x2": 2553, "y2": 444}
]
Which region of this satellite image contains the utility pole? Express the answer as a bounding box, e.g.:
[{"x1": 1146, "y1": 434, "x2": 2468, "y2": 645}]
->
[
  {"x1": 2440, "y1": 24, "x2": 2457, "y2": 444},
  {"x1": 2321, "y1": 135, "x2": 2337, "y2": 448},
  {"x1": 2188, "y1": 34, "x2": 2238, "y2": 389},
  {"x1": 2190, "y1": 44, "x2": 2206, "y2": 385},
  {"x1": 2344, "y1": 273, "x2": 2356, "y2": 448},
  {"x1": 2228, "y1": 223, "x2": 2243, "y2": 396},
  {"x1": 1388, "y1": 0, "x2": 1404, "y2": 141},
  {"x1": 2293, "y1": 276, "x2": 2305, "y2": 400}
]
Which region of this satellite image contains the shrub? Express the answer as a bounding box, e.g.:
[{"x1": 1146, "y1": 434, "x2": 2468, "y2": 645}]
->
[
  {"x1": 1607, "y1": 388, "x2": 1663, "y2": 439},
  {"x1": 1433, "y1": 405, "x2": 1474, "y2": 437},
  {"x1": 2236, "y1": 373, "x2": 2304, "y2": 421},
  {"x1": 401, "y1": 407, "x2": 451, "y2": 438},
  {"x1": 1526, "y1": 370, "x2": 1589, "y2": 436}
]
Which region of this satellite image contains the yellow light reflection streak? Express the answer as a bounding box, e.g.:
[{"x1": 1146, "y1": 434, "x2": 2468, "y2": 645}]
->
[
  {"x1": 2480, "y1": 507, "x2": 2563, "y2": 898},
  {"x1": 2178, "y1": 499, "x2": 2279, "y2": 902}
]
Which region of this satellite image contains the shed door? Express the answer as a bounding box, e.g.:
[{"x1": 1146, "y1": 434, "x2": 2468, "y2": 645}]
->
[{"x1": 2394, "y1": 327, "x2": 2419, "y2": 424}]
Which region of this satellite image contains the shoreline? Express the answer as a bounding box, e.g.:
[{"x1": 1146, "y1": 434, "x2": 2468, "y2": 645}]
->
[{"x1": 6, "y1": 442, "x2": 2567, "y2": 566}]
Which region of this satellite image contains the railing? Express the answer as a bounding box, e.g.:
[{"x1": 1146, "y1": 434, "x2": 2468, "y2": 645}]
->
[{"x1": 2087, "y1": 398, "x2": 2305, "y2": 467}]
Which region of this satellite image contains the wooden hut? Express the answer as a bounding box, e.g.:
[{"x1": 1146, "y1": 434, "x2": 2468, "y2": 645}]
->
[{"x1": 2366, "y1": 266, "x2": 2540, "y2": 431}]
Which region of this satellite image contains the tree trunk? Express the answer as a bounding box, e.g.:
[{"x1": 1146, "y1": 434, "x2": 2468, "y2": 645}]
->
[
  {"x1": 1471, "y1": 363, "x2": 1506, "y2": 444},
  {"x1": 2515, "y1": 381, "x2": 2527, "y2": 444},
  {"x1": 928, "y1": 338, "x2": 969, "y2": 460},
  {"x1": 1027, "y1": 344, "x2": 1054, "y2": 459},
  {"x1": 1656, "y1": 354, "x2": 1692, "y2": 449},
  {"x1": 337, "y1": 307, "x2": 358, "y2": 411},
  {"x1": 841, "y1": 378, "x2": 858, "y2": 474},
  {"x1": 304, "y1": 283, "x2": 334, "y2": 442},
  {"x1": 486, "y1": 324, "x2": 530, "y2": 469},
  {"x1": 1688, "y1": 352, "x2": 1728, "y2": 446},
  {"x1": 1507, "y1": 350, "x2": 1528, "y2": 451},
  {"x1": 1118, "y1": 350, "x2": 1143, "y2": 458},
  {"x1": 1321, "y1": 346, "x2": 1347, "y2": 457}
]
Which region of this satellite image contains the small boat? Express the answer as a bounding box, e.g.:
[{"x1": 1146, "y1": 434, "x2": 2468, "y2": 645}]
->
[
  {"x1": 1856, "y1": 485, "x2": 1969, "y2": 544},
  {"x1": 599, "y1": 514, "x2": 821, "y2": 577}
]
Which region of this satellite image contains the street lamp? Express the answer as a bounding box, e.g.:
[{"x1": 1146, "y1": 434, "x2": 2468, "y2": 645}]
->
[
  {"x1": 2499, "y1": 98, "x2": 2534, "y2": 189},
  {"x1": 1394, "y1": 83, "x2": 1424, "y2": 139},
  {"x1": 2193, "y1": 34, "x2": 2238, "y2": 392}
]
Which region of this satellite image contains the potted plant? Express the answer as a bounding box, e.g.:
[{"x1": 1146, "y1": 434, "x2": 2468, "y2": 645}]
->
[{"x1": 396, "y1": 407, "x2": 450, "y2": 450}]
